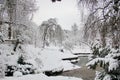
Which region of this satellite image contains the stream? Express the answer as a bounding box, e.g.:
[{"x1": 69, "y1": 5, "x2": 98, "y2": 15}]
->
[
  {"x1": 76, "y1": 56, "x2": 88, "y2": 66},
  {"x1": 61, "y1": 56, "x2": 97, "y2": 80}
]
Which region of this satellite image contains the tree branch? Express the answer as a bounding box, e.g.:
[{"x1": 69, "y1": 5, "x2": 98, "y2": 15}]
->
[{"x1": 0, "y1": 21, "x2": 28, "y2": 27}]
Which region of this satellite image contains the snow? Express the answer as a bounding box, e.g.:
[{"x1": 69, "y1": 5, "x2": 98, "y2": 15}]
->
[
  {"x1": 86, "y1": 58, "x2": 104, "y2": 67},
  {"x1": 0, "y1": 56, "x2": 5, "y2": 78},
  {"x1": 103, "y1": 74, "x2": 111, "y2": 80},
  {"x1": 95, "y1": 71, "x2": 111, "y2": 80},
  {"x1": 60, "y1": 61, "x2": 80, "y2": 71},
  {"x1": 13, "y1": 71, "x2": 23, "y2": 77},
  {"x1": 50, "y1": 76, "x2": 82, "y2": 80},
  {"x1": 5, "y1": 55, "x2": 18, "y2": 65},
  {"x1": 61, "y1": 52, "x2": 78, "y2": 59},
  {"x1": 3, "y1": 44, "x2": 80, "y2": 72},
  {"x1": 86, "y1": 50, "x2": 120, "y2": 72},
  {"x1": 39, "y1": 46, "x2": 80, "y2": 71},
  {"x1": 72, "y1": 48, "x2": 91, "y2": 53},
  {"x1": 0, "y1": 44, "x2": 19, "y2": 66},
  {"x1": 86, "y1": 57, "x2": 119, "y2": 71},
  {"x1": 1, "y1": 73, "x2": 83, "y2": 80},
  {"x1": 0, "y1": 44, "x2": 82, "y2": 80},
  {"x1": 105, "y1": 53, "x2": 119, "y2": 71},
  {"x1": 94, "y1": 71, "x2": 101, "y2": 80},
  {"x1": 108, "y1": 59, "x2": 118, "y2": 71},
  {"x1": 71, "y1": 46, "x2": 92, "y2": 55}
]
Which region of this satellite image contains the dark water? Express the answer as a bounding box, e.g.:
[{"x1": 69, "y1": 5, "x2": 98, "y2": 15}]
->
[
  {"x1": 76, "y1": 56, "x2": 88, "y2": 66},
  {"x1": 61, "y1": 56, "x2": 96, "y2": 80}
]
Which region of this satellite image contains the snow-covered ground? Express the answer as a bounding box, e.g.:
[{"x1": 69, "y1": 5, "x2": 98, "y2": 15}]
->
[
  {"x1": 1, "y1": 73, "x2": 83, "y2": 80},
  {"x1": 72, "y1": 47, "x2": 92, "y2": 54},
  {"x1": 0, "y1": 44, "x2": 82, "y2": 80},
  {"x1": 21, "y1": 45, "x2": 80, "y2": 72},
  {"x1": 39, "y1": 46, "x2": 80, "y2": 71}
]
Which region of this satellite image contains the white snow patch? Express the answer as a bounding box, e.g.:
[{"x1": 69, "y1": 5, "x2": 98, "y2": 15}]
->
[
  {"x1": 72, "y1": 47, "x2": 92, "y2": 54},
  {"x1": 21, "y1": 45, "x2": 80, "y2": 72},
  {"x1": 13, "y1": 71, "x2": 23, "y2": 77},
  {"x1": 103, "y1": 74, "x2": 111, "y2": 80},
  {"x1": 86, "y1": 58, "x2": 104, "y2": 67},
  {"x1": 1, "y1": 73, "x2": 83, "y2": 80}
]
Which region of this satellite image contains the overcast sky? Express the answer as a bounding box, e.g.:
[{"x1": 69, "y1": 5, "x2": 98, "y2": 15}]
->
[{"x1": 33, "y1": 0, "x2": 81, "y2": 30}]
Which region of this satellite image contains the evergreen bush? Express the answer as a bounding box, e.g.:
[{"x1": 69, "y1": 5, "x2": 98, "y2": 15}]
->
[{"x1": 87, "y1": 44, "x2": 120, "y2": 80}]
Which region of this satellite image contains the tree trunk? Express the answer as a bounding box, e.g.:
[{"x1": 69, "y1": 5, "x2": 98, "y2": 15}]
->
[
  {"x1": 42, "y1": 26, "x2": 49, "y2": 48},
  {"x1": 100, "y1": 25, "x2": 107, "y2": 48},
  {"x1": 7, "y1": 0, "x2": 16, "y2": 39}
]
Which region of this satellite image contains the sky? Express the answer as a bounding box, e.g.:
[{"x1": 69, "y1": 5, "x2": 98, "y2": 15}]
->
[{"x1": 33, "y1": 0, "x2": 81, "y2": 30}]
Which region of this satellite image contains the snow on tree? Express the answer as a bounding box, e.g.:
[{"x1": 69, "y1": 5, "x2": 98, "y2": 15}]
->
[
  {"x1": 78, "y1": 0, "x2": 120, "y2": 79},
  {"x1": 62, "y1": 23, "x2": 86, "y2": 51},
  {"x1": 39, "y1": 18, "x2": 64, "y2": 48},
  {"x1": 79, "y1": 0, "x2": 120, "y2": 48},
  {"x1": 0, "y1": 0, "x2": 37, "y2": 41},
  {"x1": 71, "y1": 23, "x2": 78, "y2": 36},
  {"x1": 86, "y1": 44, "x2": 120, "y2": 80},
  {"x1": 0, "y1": 0, "x2": 38, "y2": 77}
]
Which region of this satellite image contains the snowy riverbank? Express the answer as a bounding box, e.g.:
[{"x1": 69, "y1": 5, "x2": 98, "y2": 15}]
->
[
  {"x1": 0, "y1": 44, "x2": 82, "y2": 80},
  {"x1": 1, "y1": 73, "x2": 82, "y2": 80}
]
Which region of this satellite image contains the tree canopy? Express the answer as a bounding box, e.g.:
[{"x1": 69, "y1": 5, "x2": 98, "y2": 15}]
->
[{"x1": 79, "y1": 0, "x2": 120, "y2": 49}]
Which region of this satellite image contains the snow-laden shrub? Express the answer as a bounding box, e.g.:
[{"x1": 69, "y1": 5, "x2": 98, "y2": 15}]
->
[
  {"x1": 17, "y1": 64, "x2": 35, "y2": 75},
  {"x1": 0, "y1": 44, "x2": 42, "y2": 76},
  {"x1": 5, "y1": 55, "x2": 36, "y2": 76},
  {"x1": 5, "y1": 65, "x2": 17, "y2": 76},
  {"x1": 17, "y1": 55, "x2": 35, "y2": 75},
  {"x1": 86, "y1": 44, "x2": 120, "y2": 80}
]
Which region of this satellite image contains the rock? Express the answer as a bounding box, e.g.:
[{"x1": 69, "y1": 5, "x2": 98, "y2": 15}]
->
[{"x1": 44, "y1": 69, "x2": 63, "y2": 76}]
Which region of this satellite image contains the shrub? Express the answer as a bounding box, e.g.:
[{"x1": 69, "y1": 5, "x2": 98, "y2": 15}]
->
[
  {"x1": 5, "y1": 55, "x2": 35, "y2": 76},
  {"x1": 5, "y1": 65, "x2": 17, "y2": 76}
]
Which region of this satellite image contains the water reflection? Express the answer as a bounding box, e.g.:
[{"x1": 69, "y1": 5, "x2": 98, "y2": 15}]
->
[{"x1": 76, "y1": 57, "x2": 88, "y2": 66}]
